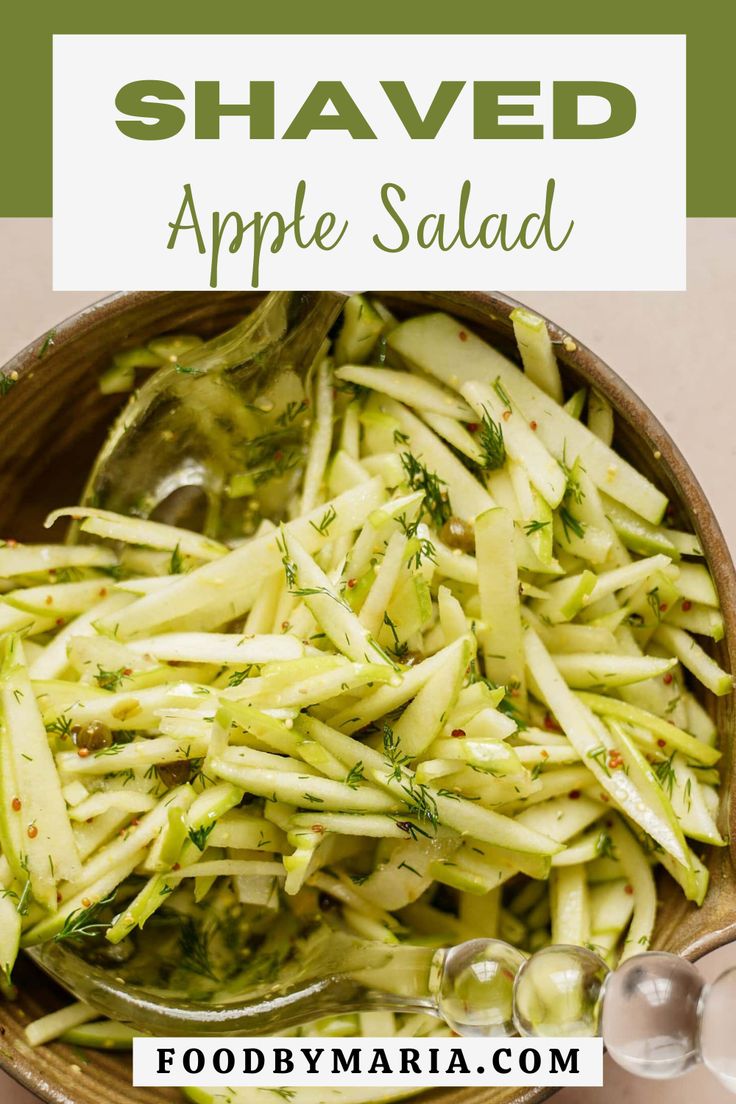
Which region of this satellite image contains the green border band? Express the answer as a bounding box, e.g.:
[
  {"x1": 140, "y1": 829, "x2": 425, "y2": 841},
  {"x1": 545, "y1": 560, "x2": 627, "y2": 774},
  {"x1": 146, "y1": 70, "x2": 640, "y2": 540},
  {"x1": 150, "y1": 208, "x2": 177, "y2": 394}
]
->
[{"x1": 2, "y1": 2, "x2": 732, "y2": 217}]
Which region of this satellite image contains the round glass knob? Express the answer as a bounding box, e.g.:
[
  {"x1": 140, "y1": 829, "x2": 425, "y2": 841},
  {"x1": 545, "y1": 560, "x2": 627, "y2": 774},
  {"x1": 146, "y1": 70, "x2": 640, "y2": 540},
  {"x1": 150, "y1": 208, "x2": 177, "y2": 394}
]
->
[
  {"x1": 700, "y1": 965, "x2": 736, "y2": 1091},
  {"x1": 437, "y1": 937, "x2": 526, "y2": 1036},
  {"x1": 601, "y1": 952, "x2": 703, "y2": 1078},
  {"x1": 513, "y1": 944, "x2": 608, "y2": 1037}
]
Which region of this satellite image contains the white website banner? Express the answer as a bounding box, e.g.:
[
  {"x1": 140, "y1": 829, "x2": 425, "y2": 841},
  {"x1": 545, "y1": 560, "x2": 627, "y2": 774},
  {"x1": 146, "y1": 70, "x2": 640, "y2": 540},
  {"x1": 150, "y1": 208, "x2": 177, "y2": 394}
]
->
[
  {"x1": 53, "y1": 34, "x2": 685, "y2": 291},
  {"x1": 133, "y1": 1036, "x2": 603, "y2": 1088}
]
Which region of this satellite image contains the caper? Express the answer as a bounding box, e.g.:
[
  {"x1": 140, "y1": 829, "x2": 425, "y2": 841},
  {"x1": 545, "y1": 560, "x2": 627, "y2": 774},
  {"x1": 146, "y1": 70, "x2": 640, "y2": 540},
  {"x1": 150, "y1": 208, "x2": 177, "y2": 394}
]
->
[
  {"x1": 318, "y1": 893, "x2": 337, "y2": 912},
  {"x1": 157, "y1": 759, "x2": 192, "y2": 788},
  {"x1": 74, "y1": 720, "x2": 113, "y2": 751},
  {"x1": 439, "y1": 515, "x2": 475, "y2": 553}
]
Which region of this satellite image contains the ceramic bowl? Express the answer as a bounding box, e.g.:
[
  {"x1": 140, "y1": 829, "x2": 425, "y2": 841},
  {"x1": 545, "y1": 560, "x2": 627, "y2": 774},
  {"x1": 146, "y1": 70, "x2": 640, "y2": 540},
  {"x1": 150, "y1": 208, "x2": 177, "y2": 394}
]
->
[{"x1": 0, "y1": 290, "x2": 734, "y2": 1104}]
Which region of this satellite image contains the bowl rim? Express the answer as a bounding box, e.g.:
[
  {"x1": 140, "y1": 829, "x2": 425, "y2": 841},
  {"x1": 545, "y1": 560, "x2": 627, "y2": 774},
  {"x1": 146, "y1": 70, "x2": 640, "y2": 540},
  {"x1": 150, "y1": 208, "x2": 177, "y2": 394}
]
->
[{"x1": 1, "y1": 287, "x2": 734, "y2": 1104}]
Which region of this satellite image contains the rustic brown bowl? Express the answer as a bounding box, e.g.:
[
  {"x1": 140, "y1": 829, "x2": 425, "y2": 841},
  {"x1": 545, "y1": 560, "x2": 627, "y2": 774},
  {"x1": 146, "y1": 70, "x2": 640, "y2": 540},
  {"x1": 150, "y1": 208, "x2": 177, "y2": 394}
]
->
[{"x1": 0, "y1": 291, "x2": 734, "y2": 1104}]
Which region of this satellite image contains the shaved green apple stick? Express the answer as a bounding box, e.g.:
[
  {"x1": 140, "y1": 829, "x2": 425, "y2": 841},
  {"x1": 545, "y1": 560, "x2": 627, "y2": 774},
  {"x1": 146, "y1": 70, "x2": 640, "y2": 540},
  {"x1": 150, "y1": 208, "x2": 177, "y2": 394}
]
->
[
  {"x1": 281, "y1": 530, "x2": 396, "y2": 667},
  {"x1": 510, "y1": 307, "x2": 563, "y2": 403},
  {"x1": 0, "y1": 543, "x2": 117, "y2": 578},
  {"x1": 387, "y1": 313, "x2": 668, "y2": 523},
  {"x1": 524, "y1": 629, "x2": 690, "y2": 866},
  {"x1": 95, "y1": 478, "x2": 387, "y2": 640},
  {"x1": 45, "y1": 506, "x2": 227, "y2": 561},
  {"x1": 335, "y1": 365, "x2": 474, "y2": 421},
  {"x1": 551, "y1": 652, "x2": 676, "y2": 690},
  {"x1": 105, "y1": 784, "x2": 243, "y2": 943},
  {"x1": 462, "y1": 380, "x2": 566, "y2": 508},
  {"x1": 358, "y1": 531, "x2": 408, "y2": 637},
  {"x1": 298, "y1": 714, "x2": 562, "y2": 857},
  {"x1": 608, "y1": 816, "x2": 657, "y2": 958},
  {"x1": 392, "y1": 635, "x2": 470, "y2": 756},
  {"x1": 550, "y1": 863, "x2": 589, "y2": 946},
  {"x1": 211, "y1": 759, "x2": 400, "y2": 813},
  {"x1": 6, "y1": 579, "x2": 114, "y2": 618},
  {"x1": 328, "y1": 636, "x2": 476, "y2": 733},
  {"x1": 575, "y1": 691, "x2": 721, "y2": 766},
  {"x1": 0, "y1": 892, "x2": 21, "y2": 983},
  {"x1": 587, "y1": 390, "x2": 614, "y2": 446},
  {"x1": 301, "y1": 358, "x2": 334, "y2": 515},
  {"x1": 422, "y1": 411, "x2": 485, "y2": 465},
  {"x1": 127, "y1": 632, "x2": 304, "y2": 664},
  {"x1": 654, "y1": 624, "x2": 733, "y2": 696},
  {"x1": 0, "y1": 637, "x2": 80, "y2": 906},
  {"x1": 475, "y1": 507, "x2": 526, "y2": 705},
  {"x1": 384, "y1": 399, "x2": 495, "y2": 520}
]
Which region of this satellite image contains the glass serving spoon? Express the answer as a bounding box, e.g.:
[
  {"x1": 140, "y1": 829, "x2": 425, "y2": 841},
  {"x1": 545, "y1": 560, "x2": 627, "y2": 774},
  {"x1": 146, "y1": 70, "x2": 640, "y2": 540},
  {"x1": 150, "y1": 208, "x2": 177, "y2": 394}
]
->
[
  {"x1": 29, "y1": 937, "x2": 736, "y2": 1092},
  {"x1": 82, "y1": 290, "x2": 348, "y2": 539}
]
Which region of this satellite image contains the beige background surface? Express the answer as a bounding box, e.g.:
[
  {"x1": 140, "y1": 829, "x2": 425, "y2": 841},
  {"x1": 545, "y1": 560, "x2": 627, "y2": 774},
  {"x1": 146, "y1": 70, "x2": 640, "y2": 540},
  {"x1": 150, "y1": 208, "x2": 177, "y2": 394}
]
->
[{"x1": 0, "y1": 218, "x2": 734, "y2": 1102}]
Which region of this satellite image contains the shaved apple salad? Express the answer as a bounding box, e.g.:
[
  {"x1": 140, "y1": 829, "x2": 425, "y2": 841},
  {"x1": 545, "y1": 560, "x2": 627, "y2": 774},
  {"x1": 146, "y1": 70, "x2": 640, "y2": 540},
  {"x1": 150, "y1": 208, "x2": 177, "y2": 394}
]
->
[{"x1": 0, "y1": 295, "x2": 732, "y2": 1104}]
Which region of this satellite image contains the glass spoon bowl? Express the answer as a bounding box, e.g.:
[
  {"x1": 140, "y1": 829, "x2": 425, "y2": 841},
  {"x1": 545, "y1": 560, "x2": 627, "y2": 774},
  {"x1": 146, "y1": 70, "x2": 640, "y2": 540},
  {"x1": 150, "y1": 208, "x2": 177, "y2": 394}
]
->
[
  {"x1": 28, "y1": 931, "x2": 522, "y2": 1038},
  {"x1": 82, "y1": 290, "x2": 347, "y2": 540}
]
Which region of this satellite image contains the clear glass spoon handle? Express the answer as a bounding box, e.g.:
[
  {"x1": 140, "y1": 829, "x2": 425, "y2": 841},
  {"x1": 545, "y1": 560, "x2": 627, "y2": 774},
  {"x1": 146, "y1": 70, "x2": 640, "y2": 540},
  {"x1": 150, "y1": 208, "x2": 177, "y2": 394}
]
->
[{"x1": 431, "y1": 939, "x2": 736, "y2": 1094}]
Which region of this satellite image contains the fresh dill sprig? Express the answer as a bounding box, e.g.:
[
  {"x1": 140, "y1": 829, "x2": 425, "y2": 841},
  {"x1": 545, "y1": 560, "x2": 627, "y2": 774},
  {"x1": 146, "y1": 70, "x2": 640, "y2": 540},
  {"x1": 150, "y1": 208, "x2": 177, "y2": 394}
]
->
[
  {"x1": 94, "y1": 665, "x2": 131, "y2": 693},
  {"x1": 178, "y1": 917, "x2": 218, "y2": 980},
  {"x1": 401, "y1": 778, "x2": 440, "y2": 827},
  {"x1": 595, "y1": 831, "x2": 617, "y2": 860},
  {"x1": 478, "y1": 406, "x2": 506, "y2": 470},
  {"x1": 169, "y1": 543, "x2": 184, "y2": 574},
  {"x1": 280, "y1": 545, "x2": 350, "y2": 608},
  {"x1": 276, "y1": 399, "x2": 308, "y2": 427},
  {"x1": 654, "y1": 751, "x2": 676, "y2": 797},
  {"x1": 94, "y1": 742, "x2": 126, "y2": 758},
  {"x1": 281, "y1": 550, "x2": 297, "y2": 589},
  {"x1": 523, "y1": 519, "x2": 550, "y2": 536},
  {"x1": 409, "y1": 536, "x2": 436, "y2": 571},
  {"x1": 382, "y1": 726, "x2": 439, "y2": 827},
  {"x1": 188, "y1": 822, "x2": 216, "y2": 852},
  {"x1": 587, "y1": 744, "x2": 611, "y2": 777},
  {"x1": 344, "y1": 762, "x2": 366, "y2": 789},
  {"x1": 396, "y1": 515, "x2": 436, "y2": 569},
  {"x1": 290, "y1": 583, "x2": 351, "y2": 610},
  {"x1": 559, "y1": 445, "x2": 585, "y2": 504},
  {"x1": 558, "y1": 505, "x2": 586, "y2": 542},
  {"x1": 393, "y1": 818, "x2": 432, "y2": 841},
  {"x1": 46, "y1": 713, "x2": 74, "y2": 739},
  {"x1": 646, "y1": 587, "x2": 662, "y2": 623},
  {"x1": 38, "y1": 330, "x2": 57, "y2": 359},
  {"x1": 382, "y1": 611, "x2": 408, "y2": 658},
  {"x1": 493, "y1": 377, "x2": 513, "y2": 410},
  {"x1": 227, "y1": 665, "x2": 257, "y2": 688},
  {"x1": 400, "y1": 452, "x2": 451, "y2": 527},
  {"x1": 382, "y1": 723, "x2": 411, "y2": 781},
  {"x1": 395, "y1": 514, "x2": 434, "y2": 569},
  {"x1": 309, "y1": 505, "x2": 337, "y2": 536},
  {"x1": 53, "y1": 893, "x2": 116, "y2": 943}
]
